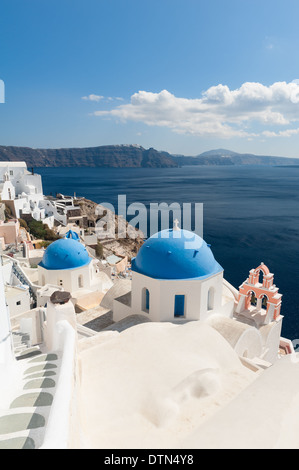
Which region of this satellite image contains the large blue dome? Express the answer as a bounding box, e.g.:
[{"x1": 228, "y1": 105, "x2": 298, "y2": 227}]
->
[
  {"x1": 39, "y1": 237, "x2": 91, "y2": 270},
  {"x1": 131, "y1": 228, "x2": 223, "y2": 280}
]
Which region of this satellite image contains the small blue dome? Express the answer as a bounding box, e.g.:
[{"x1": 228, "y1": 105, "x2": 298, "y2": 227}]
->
[
  {"x1": 39, "y1": 237, "x2": 91, "y2": 270},
  {"x1": 132, "y1": 229, "x2": 223, "y2": 280},
  {"x1": 65, "y1": 229, "x2": 80, "y2": 240}
]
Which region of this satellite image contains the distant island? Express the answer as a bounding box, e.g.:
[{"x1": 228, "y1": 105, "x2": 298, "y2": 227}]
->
[
  {"x1": 171, "y1": 148, "x2": 299, "y2": 167},
  {"x1": 0, "y1": 144, "x2": 298, "y2": 168}
]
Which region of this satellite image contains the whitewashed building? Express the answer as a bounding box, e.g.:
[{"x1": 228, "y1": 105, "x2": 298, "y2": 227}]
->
[
  {"x1": 0, "y1": 162, "x2": 50, "y2": 223},
  {"x1": 0, "y1": 162, "x2": 78, "y2": 228},
  {"x1": 113, "y1": 221, "x2": 287, "y2": 364}
]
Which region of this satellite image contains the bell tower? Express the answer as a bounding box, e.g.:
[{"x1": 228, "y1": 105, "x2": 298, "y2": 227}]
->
[{"x1": 236, "y1": 263, "x2": 282, "y2": 324}]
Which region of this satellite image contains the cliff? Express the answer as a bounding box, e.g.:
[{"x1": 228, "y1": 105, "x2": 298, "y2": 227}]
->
[
  {"x1": 0, "y1": 145, "x2": 178, "y2": 168},
  {"x1": 0, "y1": 144, "x2": 297, "y2": 167}
]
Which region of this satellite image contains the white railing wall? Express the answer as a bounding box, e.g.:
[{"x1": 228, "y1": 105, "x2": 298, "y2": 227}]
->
[{"x1": 40, "y1": 319, "x2": 78, "y2": 449}]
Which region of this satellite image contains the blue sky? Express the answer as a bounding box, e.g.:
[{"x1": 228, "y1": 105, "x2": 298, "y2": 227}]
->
[{"x1": 1, "y1": 0, "x2": 299, "y2": 156}]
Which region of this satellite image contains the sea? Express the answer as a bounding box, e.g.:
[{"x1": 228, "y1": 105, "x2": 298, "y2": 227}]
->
[{"x1": 37, "y1": 164, "x2": 299, "y2": 342}]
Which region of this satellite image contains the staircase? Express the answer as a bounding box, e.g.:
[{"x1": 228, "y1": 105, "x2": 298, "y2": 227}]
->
[
  {"x1": 11, "y1": 262, "x2": 37, "y2": 307},
  {"x1": 0, "y1": 273, "x2": 78, "y2": 449},
  {"x1": 0, "y1": 334, "x2": 60, "y2": 449},
  {"x1": 12, "y1": 331, "x2": 42, "y2": 361}
]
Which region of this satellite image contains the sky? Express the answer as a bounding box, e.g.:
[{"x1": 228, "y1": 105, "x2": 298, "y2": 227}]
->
[{"x1": 1, "y1": 0, "x2": 299, "y2": 157}]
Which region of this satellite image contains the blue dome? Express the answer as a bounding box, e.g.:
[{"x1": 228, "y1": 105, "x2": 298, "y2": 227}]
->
[
  {"x1": 131, "y1": 229, "x2": 223, "y2": 280},
  {"x1": 65, "y1": 229, "x2": 80, "y2": 240},
  {"x1": 39, "y1": 237, "x2": 91, "y2": 270}
]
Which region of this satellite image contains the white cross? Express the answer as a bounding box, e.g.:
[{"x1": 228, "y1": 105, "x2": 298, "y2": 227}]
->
[{"x1": 173, "y1": 219, "x2": 180, "y2": 231}]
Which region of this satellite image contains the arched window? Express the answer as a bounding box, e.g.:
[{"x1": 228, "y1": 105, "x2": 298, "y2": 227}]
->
[
  {"x1": 78, "y1": 274, "x2": 84, "y2": 288},
  {"x1": 207, "y1": 287, "x2": 214, "y2": 311},
  {"x1": 261, "y1": 294, "x2": 268, "y2": 310},
  {"x1": 258, "y1": 270, "x2": 264, "y2": 285},
  {"x1": 142, "y1": 288, "x2": 150, "y2": 313},
  {"x1": 250, "y1": 291, "x2": 257, "y2": 307}
]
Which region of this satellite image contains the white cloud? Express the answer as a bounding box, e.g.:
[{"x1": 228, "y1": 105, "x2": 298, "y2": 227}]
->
[
  {"x1": 82, "y1": 94, "x2": 104, "y2": 102},
  {"x1": 107, "y1": 96, "x2": 124, "y2": 101},
  {"x1": 262, "y1": 128, "x2": 299, "y2": 138},
  {"x1": 92, "y1": 81, "x2": 299, "y2": 139},
  {"x1": 82, "y1": 94, "x2": 125, "y2": 103}
]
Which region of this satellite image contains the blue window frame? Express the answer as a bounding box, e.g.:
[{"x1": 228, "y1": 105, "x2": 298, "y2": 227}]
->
[
  {"x1": 174, "y1": 295, "x2": 185, "y2": 317},
  {"x1": 142, "y1": 288, "x2": 150, "y2": 313},
  {"x1": 145, "y1": 289, "x2": 150, "y2": 311}
]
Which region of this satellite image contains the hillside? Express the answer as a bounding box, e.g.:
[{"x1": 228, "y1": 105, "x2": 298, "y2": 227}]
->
[
  {"x1": 172, "y1": 149, "x2": 299, "y2": 166},
  {"x1": 0, "y1": 145, "x2": 178, "y2": 168},
  {"x1": 0, "y1": 144, "x2": 298, "y2": 167}
]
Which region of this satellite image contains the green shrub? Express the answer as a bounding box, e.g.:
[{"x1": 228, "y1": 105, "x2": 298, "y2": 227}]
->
[
  {"x1": 40, "y1": 240, "x2": 52, "y2": 248},
  {"x1": 19, "y1": 218, "x2": 28, "y2": 230},
  {"x1": 27, "y1": 219, "x2": 60, "y2": 241}
]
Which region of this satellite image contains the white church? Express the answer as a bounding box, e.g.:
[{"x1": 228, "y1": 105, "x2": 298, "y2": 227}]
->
[
  {"x1": 37, "y1": 229, "x2": 113, "y2": 308},
  {"x1": 112, "y1": 220, "x2": 285, "y2": 364}
]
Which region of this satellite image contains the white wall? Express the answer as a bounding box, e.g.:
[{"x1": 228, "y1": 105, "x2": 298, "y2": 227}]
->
[
  {"x1": 260, "y1": 318, "x2": 283, "y2": 364},
  {"x1": 10, "y1": 197, "x2": 29, "y2": 218},
  {"x1": 5, "y1": 286, "x2": 31, "y2": 317},
  {"x1": 38, "y1": 265, "x2": 88, "y2": 292},
  {"x1": 0, "y1": 263, "x2": 14, "y2": 366},
  {"x1": 2, "y1": 260, "x2": 13, "y2": 284},
  {"x1": 1, "y1": 181, "x2": 15, "y2": 201},
  {"x1": 15, "y1": 173, "x2": 43, "y2": 196},
  {"x1": 38, "y1": 261, "x2": 105, "y2": 295},
  {"x1": 0, "y1": 163, "x2": 27, "y2": 183},
  {"x1": 40, "y1": 301, "x2": 78, "y2": 449},
  {"x1": 113, "y1": 270, "x2": 225, "y2": 323}
]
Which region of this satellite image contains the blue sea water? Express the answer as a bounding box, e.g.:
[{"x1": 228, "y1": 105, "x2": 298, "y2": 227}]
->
[{"x1": 37, "y1": 165, "x2": 299, "y2": 341}]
